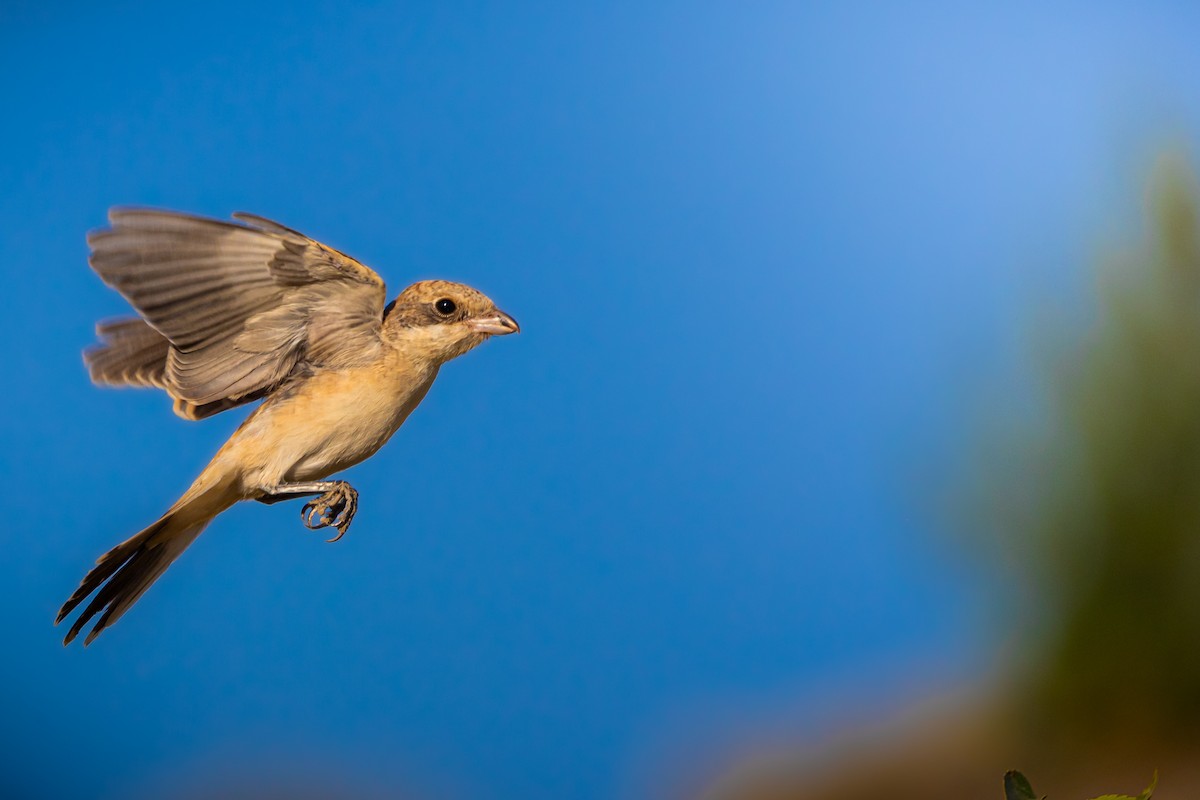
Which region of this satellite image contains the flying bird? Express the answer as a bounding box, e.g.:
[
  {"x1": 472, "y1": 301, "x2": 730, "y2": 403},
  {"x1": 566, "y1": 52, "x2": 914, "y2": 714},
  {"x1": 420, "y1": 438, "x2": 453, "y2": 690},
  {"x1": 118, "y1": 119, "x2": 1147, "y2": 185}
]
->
[{"x1": 56, "y1": 208, "x2": 519, "y2": 645}]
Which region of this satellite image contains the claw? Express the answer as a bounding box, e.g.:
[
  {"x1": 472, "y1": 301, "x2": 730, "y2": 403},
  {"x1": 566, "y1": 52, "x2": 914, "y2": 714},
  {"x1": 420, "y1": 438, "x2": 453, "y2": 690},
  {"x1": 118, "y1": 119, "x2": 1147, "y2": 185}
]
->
[
  {"x1": 298, "y1": 482, "x2": 358, "y2": 542},
  {"x1": 301, "y1": 501, "x2": 330, "y2": 529}
]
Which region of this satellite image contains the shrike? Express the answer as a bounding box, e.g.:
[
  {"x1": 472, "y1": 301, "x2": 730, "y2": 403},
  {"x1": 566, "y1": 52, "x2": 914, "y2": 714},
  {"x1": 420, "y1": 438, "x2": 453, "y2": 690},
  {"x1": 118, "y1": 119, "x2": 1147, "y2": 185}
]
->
[{"x1": 57, "y1": 209, "x2": 519, "y2": 645}]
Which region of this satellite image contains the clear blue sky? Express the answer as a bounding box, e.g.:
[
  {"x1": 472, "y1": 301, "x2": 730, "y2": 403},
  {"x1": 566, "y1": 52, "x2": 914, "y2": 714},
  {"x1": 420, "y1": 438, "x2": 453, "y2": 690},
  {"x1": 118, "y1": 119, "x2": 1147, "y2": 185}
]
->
[{"x1": 4, "y1": 2, "x2": 1200, "y2": 798}]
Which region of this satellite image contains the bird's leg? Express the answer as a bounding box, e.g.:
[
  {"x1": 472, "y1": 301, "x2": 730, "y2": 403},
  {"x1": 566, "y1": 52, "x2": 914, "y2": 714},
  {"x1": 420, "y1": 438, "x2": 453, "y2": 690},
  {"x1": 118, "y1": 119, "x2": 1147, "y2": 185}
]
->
[{"x1": 256, "y1": 481, "x2": 359, "y2": 542}]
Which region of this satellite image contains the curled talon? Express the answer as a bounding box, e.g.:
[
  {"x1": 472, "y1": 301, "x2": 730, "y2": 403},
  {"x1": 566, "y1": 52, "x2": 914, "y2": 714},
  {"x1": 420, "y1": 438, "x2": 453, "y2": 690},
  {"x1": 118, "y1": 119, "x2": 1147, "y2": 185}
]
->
[
  {"x1": 300, "y1": 500, "x2": 325, "y2": 530},
  {"x1": 304, "y1": 501, "x2": 328, "y2": 532},
  {"x1": 301, "y1": 500, "x2": 334, "y2": 530},
  {"x1": 298, "y1": 482, "x2": 358, "y2": 542},
  {"x1": 326, "y1": 489, "x2": 358, "y2": 542}
]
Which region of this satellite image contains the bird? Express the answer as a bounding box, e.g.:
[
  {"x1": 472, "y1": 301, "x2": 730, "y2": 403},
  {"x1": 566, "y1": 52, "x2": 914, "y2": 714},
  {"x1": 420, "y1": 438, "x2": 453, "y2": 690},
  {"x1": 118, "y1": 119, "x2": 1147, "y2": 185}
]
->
[{"x1": 56, "y1": 208, "x2": 519, "y2": 646}]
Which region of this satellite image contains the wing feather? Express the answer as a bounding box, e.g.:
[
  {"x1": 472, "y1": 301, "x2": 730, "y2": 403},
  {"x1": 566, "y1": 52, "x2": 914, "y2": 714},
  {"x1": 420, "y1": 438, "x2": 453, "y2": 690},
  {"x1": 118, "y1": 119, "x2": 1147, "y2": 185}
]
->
[
  {"x1": 85, "y1": 318, "x2": 171, "y2": 389},
  {"x1": 85, "y1": 208, "x2": 387, "y2": 417}
]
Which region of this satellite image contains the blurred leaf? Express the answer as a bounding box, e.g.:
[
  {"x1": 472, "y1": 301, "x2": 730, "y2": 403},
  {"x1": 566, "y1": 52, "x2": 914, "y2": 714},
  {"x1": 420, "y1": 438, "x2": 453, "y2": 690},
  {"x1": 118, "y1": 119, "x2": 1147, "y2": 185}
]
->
[
  {"x1": 1089, "y1": 771, "x2": 1157, "y2": 800},
  {"x1": 1005, "y1": 770, "x2": 1041, "y2": 800}
]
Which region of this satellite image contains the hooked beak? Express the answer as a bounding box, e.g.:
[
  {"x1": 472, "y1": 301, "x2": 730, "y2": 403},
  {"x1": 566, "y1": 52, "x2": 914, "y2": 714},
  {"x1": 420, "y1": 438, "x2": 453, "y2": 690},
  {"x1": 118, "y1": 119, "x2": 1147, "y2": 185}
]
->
[{"x1": 468, "y1": 310, "x2": 521, "y2": 335}]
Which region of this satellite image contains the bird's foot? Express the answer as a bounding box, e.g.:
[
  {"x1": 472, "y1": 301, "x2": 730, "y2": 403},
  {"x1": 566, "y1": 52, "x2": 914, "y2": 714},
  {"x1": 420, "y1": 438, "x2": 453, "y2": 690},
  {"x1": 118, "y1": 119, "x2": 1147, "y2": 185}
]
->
[{"x1": 301, "y1": 481, "x2": 359, "y2": 542}]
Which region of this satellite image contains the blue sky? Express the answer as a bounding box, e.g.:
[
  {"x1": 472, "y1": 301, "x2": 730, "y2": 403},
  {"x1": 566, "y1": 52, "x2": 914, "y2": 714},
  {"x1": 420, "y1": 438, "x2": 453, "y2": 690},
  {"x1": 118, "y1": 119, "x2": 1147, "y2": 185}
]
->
[{"x1": 4, "y1": 2, "x2": 1200, "y2": 798}]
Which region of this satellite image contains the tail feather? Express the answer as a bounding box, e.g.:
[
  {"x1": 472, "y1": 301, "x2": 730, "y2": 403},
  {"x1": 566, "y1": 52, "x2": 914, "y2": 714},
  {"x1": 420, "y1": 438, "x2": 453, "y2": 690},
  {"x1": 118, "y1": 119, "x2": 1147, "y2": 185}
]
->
[
  {"x1": 57, "y1": 503, "x2": 216, "y2": 646},
  {"x1": 55, "y1": 517, "x2": 166, "y2": 626}
]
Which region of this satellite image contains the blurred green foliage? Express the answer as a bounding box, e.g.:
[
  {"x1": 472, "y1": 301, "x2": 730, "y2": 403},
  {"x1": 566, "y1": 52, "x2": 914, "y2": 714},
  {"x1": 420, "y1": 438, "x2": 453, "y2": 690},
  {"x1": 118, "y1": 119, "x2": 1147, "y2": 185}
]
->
[
  {"x1": 1003, "y1": 770, "x2": 1155, "y2": 800},
  {"x1": 978, "y1": 157, "x2": 1200, "y2": 739}
]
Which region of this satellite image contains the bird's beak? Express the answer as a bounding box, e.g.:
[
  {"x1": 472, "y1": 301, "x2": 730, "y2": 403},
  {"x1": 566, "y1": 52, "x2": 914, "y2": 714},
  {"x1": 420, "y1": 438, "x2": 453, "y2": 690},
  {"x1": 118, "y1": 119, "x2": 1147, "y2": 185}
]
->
[{"x1": 468, "y1": 310, "x2": 521, "y2": 335}]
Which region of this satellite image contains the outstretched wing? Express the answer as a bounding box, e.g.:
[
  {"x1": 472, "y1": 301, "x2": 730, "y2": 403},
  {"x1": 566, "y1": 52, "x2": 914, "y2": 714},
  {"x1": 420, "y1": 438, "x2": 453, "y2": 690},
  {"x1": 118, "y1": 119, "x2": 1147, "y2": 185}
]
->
[{"x1": 86, "y1": 208, "x2": 387, "y2": 419}]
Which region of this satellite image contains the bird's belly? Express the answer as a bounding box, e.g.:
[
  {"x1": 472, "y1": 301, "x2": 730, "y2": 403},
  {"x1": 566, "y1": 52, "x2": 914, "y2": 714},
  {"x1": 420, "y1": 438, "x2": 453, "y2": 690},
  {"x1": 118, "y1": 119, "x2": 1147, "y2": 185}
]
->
[
  {"x1": 234, "y1": 367, "x2": 435, "y2": 489},
  {"x1": 283, "y1": 399, "x2": 402, "y2": 481}
]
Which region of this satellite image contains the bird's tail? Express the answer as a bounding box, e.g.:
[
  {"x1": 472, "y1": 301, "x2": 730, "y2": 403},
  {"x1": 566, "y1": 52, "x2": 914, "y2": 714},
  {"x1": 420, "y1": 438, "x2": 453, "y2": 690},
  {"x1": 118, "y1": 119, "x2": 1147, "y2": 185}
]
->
[{"x1": 56, "y1": 481, "x2": 234, "y2": 646}]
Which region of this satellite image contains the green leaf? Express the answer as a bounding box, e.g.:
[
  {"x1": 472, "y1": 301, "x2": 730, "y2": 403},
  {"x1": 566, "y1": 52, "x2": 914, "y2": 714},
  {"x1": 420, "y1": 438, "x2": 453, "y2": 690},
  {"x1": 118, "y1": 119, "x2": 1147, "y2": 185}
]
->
[
  {"x1": 1004, "y1": 771, "x2": 1040, "y2": 800},
  {"x1": 1089, "y1": 771, "x2": 1157, "y2": 800}
]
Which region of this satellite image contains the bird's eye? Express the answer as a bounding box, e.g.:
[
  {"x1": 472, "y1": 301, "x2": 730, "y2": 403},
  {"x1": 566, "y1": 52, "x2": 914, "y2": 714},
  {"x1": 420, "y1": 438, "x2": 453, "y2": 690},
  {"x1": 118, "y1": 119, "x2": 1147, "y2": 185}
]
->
[{"x1": 435, "y1": 298, "x2": 457, "y2": 316}]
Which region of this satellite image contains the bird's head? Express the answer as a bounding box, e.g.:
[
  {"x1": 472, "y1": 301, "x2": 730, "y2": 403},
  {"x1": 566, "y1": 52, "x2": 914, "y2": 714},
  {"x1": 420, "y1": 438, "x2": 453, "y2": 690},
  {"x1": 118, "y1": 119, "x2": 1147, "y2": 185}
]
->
[{"x1": 384, "y1": 280, "x2": 519, "y2": 364}]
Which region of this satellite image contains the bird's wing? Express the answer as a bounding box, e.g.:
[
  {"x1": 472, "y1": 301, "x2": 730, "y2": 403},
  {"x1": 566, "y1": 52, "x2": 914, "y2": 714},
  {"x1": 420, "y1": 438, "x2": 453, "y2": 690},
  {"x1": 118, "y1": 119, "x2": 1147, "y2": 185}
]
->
[{"x1": 88, "y1": 208, "x2": 387, "y2": 414}]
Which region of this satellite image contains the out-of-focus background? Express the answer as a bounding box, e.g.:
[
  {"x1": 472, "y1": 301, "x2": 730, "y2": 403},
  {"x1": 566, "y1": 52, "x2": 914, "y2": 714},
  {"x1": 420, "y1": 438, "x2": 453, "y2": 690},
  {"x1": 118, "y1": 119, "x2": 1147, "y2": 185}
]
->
[{"x1": 5, "y1": 2, "x2": 1200, "y2": 798}]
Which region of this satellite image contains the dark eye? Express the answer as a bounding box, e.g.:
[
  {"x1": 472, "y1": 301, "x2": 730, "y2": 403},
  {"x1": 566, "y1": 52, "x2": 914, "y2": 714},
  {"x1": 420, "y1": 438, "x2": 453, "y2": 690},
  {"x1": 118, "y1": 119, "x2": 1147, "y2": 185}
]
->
[{"x1": 435, "y1": 298, "x2": 457, "y2": 316}]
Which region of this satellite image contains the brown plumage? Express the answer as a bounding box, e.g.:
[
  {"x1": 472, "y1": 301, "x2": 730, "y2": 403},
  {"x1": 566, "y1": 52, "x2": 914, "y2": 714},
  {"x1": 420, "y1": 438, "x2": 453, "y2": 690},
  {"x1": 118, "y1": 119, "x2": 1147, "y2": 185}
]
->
[{"x1": 58, "y1": 208, "x2": 519, "y2": 645}]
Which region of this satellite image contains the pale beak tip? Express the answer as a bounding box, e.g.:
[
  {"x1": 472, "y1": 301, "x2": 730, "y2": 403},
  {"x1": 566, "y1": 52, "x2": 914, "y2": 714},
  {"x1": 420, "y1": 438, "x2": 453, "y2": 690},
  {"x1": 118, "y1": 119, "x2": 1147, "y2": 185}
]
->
[{"x1": 468, "y1": 311, "x2": 521, "y2": 336}]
